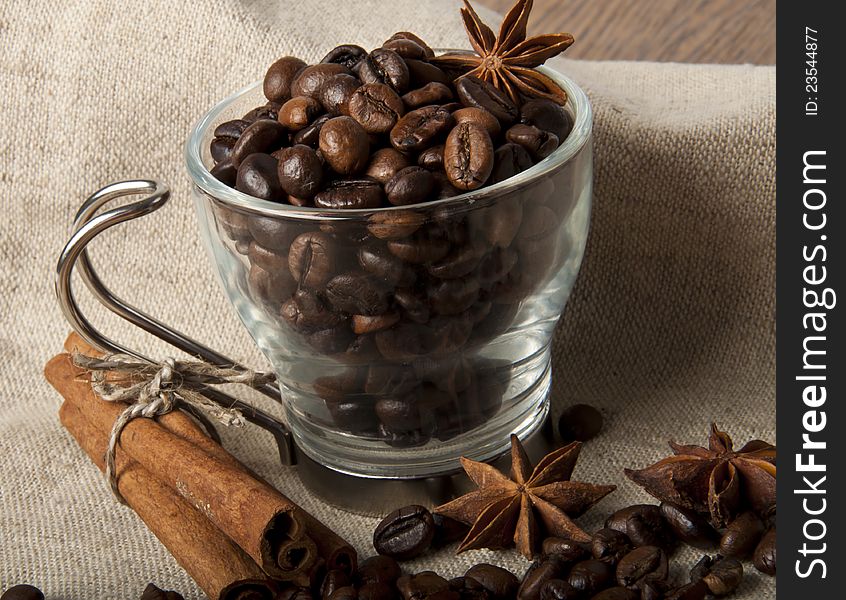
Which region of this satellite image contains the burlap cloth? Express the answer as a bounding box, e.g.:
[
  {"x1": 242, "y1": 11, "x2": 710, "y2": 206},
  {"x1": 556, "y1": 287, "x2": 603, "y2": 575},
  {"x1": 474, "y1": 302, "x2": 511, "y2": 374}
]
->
[{"x1": 0, "y1": 0, "x2": 775, "y2": 597}]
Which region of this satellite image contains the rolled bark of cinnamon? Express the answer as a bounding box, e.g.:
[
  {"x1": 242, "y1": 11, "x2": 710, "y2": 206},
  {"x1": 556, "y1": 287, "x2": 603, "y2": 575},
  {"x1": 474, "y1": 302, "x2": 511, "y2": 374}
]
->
[
  {"x1": 62, "y1": 333, "x2": 358, "y2": 574},
  {"x1": 58, "y1": 400, "x2": 281, "y2": 600},
  {"x1": 45, "y1": 351, "x2": 317, "y2": 581}
]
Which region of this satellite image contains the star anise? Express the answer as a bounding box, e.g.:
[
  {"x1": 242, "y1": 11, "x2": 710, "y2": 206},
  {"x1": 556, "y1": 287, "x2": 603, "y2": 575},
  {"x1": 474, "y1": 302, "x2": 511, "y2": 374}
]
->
[
  {"x1": 625, "y1": 423, "x2": 776, "y2": 528},
  {"x1": 435, "y1": 435, "x2": 615, "y2": 560},
  {"x1": 432, "y1": 0, "x2": 574, "y2": 106}
]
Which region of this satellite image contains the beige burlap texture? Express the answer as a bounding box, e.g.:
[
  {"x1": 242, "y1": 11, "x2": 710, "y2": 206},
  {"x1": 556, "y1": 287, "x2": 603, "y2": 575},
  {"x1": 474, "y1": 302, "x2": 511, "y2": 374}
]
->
[{"x1": 0, "y1": 0, "x2": 775, "y2": 597}]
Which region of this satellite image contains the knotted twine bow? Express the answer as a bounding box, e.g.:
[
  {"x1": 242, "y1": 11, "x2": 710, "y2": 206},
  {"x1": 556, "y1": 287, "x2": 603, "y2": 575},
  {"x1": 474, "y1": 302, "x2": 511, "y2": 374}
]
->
[{"x1": 71, "y1": 352, "x2": 277, "y2": 503}]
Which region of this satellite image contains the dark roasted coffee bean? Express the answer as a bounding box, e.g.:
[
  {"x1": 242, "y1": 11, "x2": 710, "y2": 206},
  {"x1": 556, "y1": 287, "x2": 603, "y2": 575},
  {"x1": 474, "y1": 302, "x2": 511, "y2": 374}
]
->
[
  {"x1": 358, "y1": 244, "x2": 416, "y2": 286},
  {"x1": 328, "y1": 395, "x2": 378, "y2": 432},
  {"x1": 615, "y1": 546, "x2": 667, "y2": 590},
  {"x1": 591, "y1": 528, "x2": 632, "y2": 563},
  {"x1": 506, "y1": 124, "x2": 559, "y2": 161},
  {"x1": 431, "y1": 170, "x2": 463, "y2": 198},
  {"x1": 1, "y1": 585, "x2": 45, "y2": 600},
  {"x1": 418, "y1": 145, "x2": 445, "y2": 170},
  {"x1": 640, "y1": 581, "x2": 666, "y2": 600},
  {"x1": 456, "y1": 75, "x2": 518, "y2": 124},
  {"x1": 390, "y1": 105, "x2": 454, "y2": 153},
  {"x1": 279, "y1": 96, "x2": 323, "y2": 130},
  {"x1": 320, "y1": 73, "x2": 362, "y2": 116},
  {"x1": 387, "y1": 234, "x2": 450, "y2": 264},
  {"x1": 382, "y1": 38, "x2": 430, "y2": 60},
  {"x1": 367, "y1": 210, "x2": 425, "y2": 240},
  {"x1": 402, "y1": 82, "x2": 453, "y2": 109},
  {"x1": 592, "y1": 588, "x2": 637, "y2": 600},
  {"x1": 291, "y1": 63, "x2": 352, "y2": 99},
  {"x1": 384, "y1": 31, "x2": 435, "y2": 58},
  {"x1": 425, "y1": 314, "x2": 472, "y2": 355},
  {"x1": 321, "y1": 44, "x2": 368, "y2": 70},
  {"x1": 328, "y1": 586, "x2": 358, "y2": 600},
  {"x1": 450, "y1": 576, "x2": 492, "y2": 600},
  {"x1": 444, "y1": 122, "x2": 494, "y2": 190},
  {"x1": 353, "y1": 312, "x2": 400, "y2": 334},
  {"x1": 357, "y1": 554, "x2": 404, "y2": 584},
  {"x1": 359, "y1": 582, "x2": 398, "y2": 600},
  {"x1": 375, "y1": 322, "x2": 428, "y2": 360},
  {"x1": 282, "y1": 289, "x2": 340, "y2": 331},
  {"x1": 319, "y1": 116, "x2": 370, "y2": 175},
  {"x1": 520, "y1": 98, "x2": 574, "y2": 141},
  {"x1": 288, "y1": 231, "x2": 339, "y2": 288},
  {"x1": 558, "y1": 404, "x2": 604, "y2": 443},
  {"x1": 366, "y1": 148, "x2": 413, "y2": 183},
  {"x1": 325, "y1": 272, "x2": 389, "y2": 315},
  {"x1": 428, "y1": 241, "x2": 486, "y2": 279},
  {"x1": 406, "y1": 59, "x2": 451, "y2": 87},
  {"x1": 242, "y1": 102, "x2": 281, "y2": 123},
  {"x1": 140, "y1": 583, "x2": 184, "y2": 600},
  {"x1": 518, "y1": 555, "x2": 569, "y2": 600},
  {"x1": 276, "y1": 144, "x2": 324, "y2": 199},
  {"x1": 210, "y1": 158, "x2": 237, "y2": 186},
  {"x1": 236, "y1": 153, "x2": 284, "y2": 201},
  {"x1": 397, "y1": 572, "x2": 455, "y2": 600},
  {"x1": 386, "y1": 166, "x2": 435, "y2": 206},
  {"x1": 373, "y1": 505, "x2": 435, "y2": 560},
  {"x1": 231, "y1": 120, "x2": 287, "y2": 167},
  {"x1": 375, "y1": 396, "x2": 423, "y2": 431},
  {"x1": 292, "y1": 113, "x2": 331, "y2": 147},
  {"x1": 689, "y1": 555, "x2": 714, "y2": 582},
  {"x1": 452, "y1": 107, "x2": 501, "y2": 137},
  {"x1": 355, "y1": 48, "x2": 410, "y2": 93},
  {"x1": 464, "y1": 565, "x2": 518, "y2": 600},
  {"x1": 660, "y1": 503, "x2": 719, "y2": 549},
  {"x1": 309, "y1": 323, "x2": 355, "y2": 354},
  {"x1": 490, "y1": 143, "x2": 533, "y2": 184},
  {"x1": 246, "y1": 214, "x2": 298, "y2": 251},
  {"x1": 664, "y1": 581, "x2": 708, "y2": 600},
  {"x1": 473, "y1": 200, "x2": 522, "y2": 248},
  {"x1": 753, "y1": 527, "x2": 776, "y2": 575},
  {"x1": 315, "y1": 178, "x2": 385, "y2": 209},
  {"x1": 365, "y1": 364, "x2": 418, "y2": 396},
  {"x1": 321, "y1": 568, "x2": 353, "y2": 599},
  {"x1": 348, "y1": 83, "x2": 405, "y2": 134},
  {"x1": 432, "y1": 513, "x2": 470, "y2": 547},
  {"x1": 605, "y1": 505, "x2": 677, "y2": 553},
  {"x1": 720, "y1": 511, "x2": 764, "y2": 558},
  {"x1": 215, "y1": 118, "x2": 250, "y2": 140},
  {"x1": 264, "y1": 56, "x2": 308, "y2": 102},
  {"x1": 393, "y1": 288, "x2": 430, "y2": 323},
  {"x1": 702, "y1": 557, "x2": 743, "y2": 596},
  {"x1": 542, "y1": 538, "x2": 589, "y2": 561},
  {"x1": 538, "y1": 579, "x2": 578, "y2": 600},
  {"x1": 211, "y1": 136, "x2": 236, "y2": 163},
  {"x1": 567, "y1": 560, "x2": 614, "y2": 597},
  {"x1": 248, "y1": 239, "x2": 289, "y2": 272},
  {"x1": 429, "y1": 278, "x2": 480, "y2": 315}
]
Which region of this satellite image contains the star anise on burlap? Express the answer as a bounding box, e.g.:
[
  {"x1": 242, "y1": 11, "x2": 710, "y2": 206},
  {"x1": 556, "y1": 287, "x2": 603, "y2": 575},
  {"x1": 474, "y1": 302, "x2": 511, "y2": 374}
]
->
[
  {"x1": 435, "y1": 435, "x2": 615, "y2": 559},
  {"x1": 625, "y1": 423, "x2": 777, "y2": 528},
  {"x1": 431, "y1": 0, "x2": 574, "y2": 105}
]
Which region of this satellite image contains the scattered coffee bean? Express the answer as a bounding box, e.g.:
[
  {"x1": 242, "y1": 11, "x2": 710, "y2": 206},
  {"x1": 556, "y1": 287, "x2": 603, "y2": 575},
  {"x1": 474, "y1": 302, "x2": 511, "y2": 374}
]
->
[
  {"x1": 663, "y1": 581, "x2": 709, "y2": 600},
  {"x1": 140, "y1": 583, "x2": 184, "y2": 600},
  {"x1": 615, "y1": 546, "x2": 667, "y2": 590},
  {"x1": 591, "y1": 528, "x2": 632, "y2": 563},
  {"x1": 518, "y1": 555, "x2": 569, "y2": 600},
  {"x1": 444, "y1": 121, "x2": 494, "y2": 190},
  {"x1": 464, "y1": 564, "x2": 518, "y2": 600},
  {"x1": 660, "y1": 502, "x2": 719, "y2": 549},
  {"x1": 373, "y1": 505, "x2": 436, "y2": 560},
  {"x1": 702, "y1": 557, "x2": 743, "y2": 597},
  {"x1": 605, "y1": 505, "x2": 676, "y2": 553},
  {"x1": 264, "y1": 56, "x2": 308, "y2": 103},
  {"x1": 538, "y1": 579, "x2": 578, "y2": 600},
  {"x1": 753, "y1": 527, "x2": 776, "y2": 575},
  {"x1": 321, "y1": 569, "x2": 354, "y2": 599},
  {"x1": 567, "y1": 559, "x2": 614, "y2": 597},
  {"x1": 397, "y1": 572, "x2": 453, "y2": 600},
  {"x1": 322, "y1": 44, "x2": 368, "y2": 70},
  {"x1": 719, "y1": 511, "x2": 765, "y2": 558},
  {"x1": 0, "y1": 585, "x2": 44, "y2": 600}
]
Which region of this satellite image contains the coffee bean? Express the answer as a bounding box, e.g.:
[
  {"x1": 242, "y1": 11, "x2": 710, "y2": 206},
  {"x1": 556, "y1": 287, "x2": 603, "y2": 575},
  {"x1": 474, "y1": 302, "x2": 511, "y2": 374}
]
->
[
  {"x1": 365, "y1": 148, "x2": 413, "y2": 183},
  {"x1": 557, "y1": 404, "x2": 603, "y2": 443},
  {"x1": 319, "y1": 116, "x2": 370, "y2": 175},
  {"x1": 506, "y1": 124, "x2": 559, "y2": 161},
  {"x1": 288, "y1": 231, "x2": 339, "y2": 288},
  {"x1": 385, "y1": 166, "x2": 435, "y2": 206},
  {"x1": 405, "y1": 59, "x2": 451, "y2": 87},
  {"x1": 276, "y1": 145, "x2": 324, "y2": 199},
  {"x1": 397, "y1": 572, "x2": 454, "y2": 600},
  {"x1": 315, "y1": 178, "x2": 385, "y2": 209},
  {"x1": 605, "y1": 505, "x2": 677, "y2": 553},
  {"x1": 417, "y1": 145, "x2": 445, "y2": 170},
  {"x1": 591, "y1": 528, "x2": 632, "y2": 564},
  {"x1": 393, "y1": 288, "x2": 431, "y2": 324},
  {"x1": 236, "y1": 153, "x2": 284, "y2": 201},
  {"x1": 615, "y1": 546, "x2": 667, "y2": 590},
  {"x1": 292, "y1": 113, "x2": 331, "y2": 147},
  {"x1": 375, "y1": 323, "x2": 428, "y2": 360},
  {"x1": 210, "y1": 137, "x2": 236, "y2": 163},
  {"x1": 373, "y1": 505, "x2": 436, "y2": 560},
  {"x1": 375, "y1": 395, "x2": 426, "y2": 431},
  {"x1": 321, "y1": 44, "x2": 368, "y2": 70},
  {"x1": 664, "y1": 581, "x2": 709, "y2": 600},
  {"x1": 264, "y1": 56, "x2": 308, "y2": 103},
  {"x1": 214, "y1": 118, "x2": 250, "y2": 140},
  {"x1": 358, "y1": 244, "x2": 416, "y2": 286},
  {"x1": 353, "y1": 312, "x2": 400, "y2": 334},
  {"x1": 640, "y1": 581, "x2": 666, "y2": 600},
  {"x1": 242, "y1": 102, "x2": 281, "y2": 123},
  {"x1": 538, "y1": 579, "x2": 578, "y2": 600},
  {"x1": 428, "y1": 241, "x2": 486, "y2": 279},
  {"x1": 387, "y1": 234, "x2": 450, "y2": 264},
  {"x1": 444, "y1": 122, "x2": 494, "y2": 190},
  {"x1": 449, "y1": 576, "x2": 491, "y2": 600},
  {"x1": 490, "y1": 143, "x2": 534, "y2": 184},
  {"x1": 384, "y1": 31, "x2": 435, "y2": 59},
  {"x1": 402, "y1": 82, "x2": 453, "y2": 109},
  {"x1": 719, "y1": 511, "x2": 764, "y2": 559},
  {"x1": 518, "y1": 555, "x2": 569, "y2": 600},
  {"x1": 452, "y1": 107, "x2": 501, "y2": 137},
  {"x1": 567, "y1": 560, "x2": 614, "y2": 597},
  {"x1": 282, "y1": 289, "x2": 341, "y2": 331},
  {"x1": 359, "y1": 582, "x2": 397, "y2": 600},
  {"x1": 358, "y1": 556, "x2": 403, "y2": 586},
  {"x1": 382, "y1": 38, "x2": 430, "y2": 61},
  {"x1": 456, "y1": 76, "x2": 518, "y2": 125},
  {"x1": 278, "y1": 96, "x2": 322, "y2": 131},
  {"x1": 431, "y1": 170, "x2": 463, "y2": 198},
  {"x1": 248, "y1": 239, "x2": 288, "y2": 272},
  {"x1": 541, "y1": 538, "x2": 589, "y2": 561},
  {"x1": 660, "y1": 503, "x2": 719, "y2": 549},
  {"x1": 328, "y1": 586, "x2": 358, "y2": 600},
  {"x1": 320, "y1": 569, "x2": 353, "y2": 599},
  {"x1": 211, "y1": 158, "x2": 237, "y2": 186},
  {"x1": 347, "y1": 83, "x2": 405, "y2": 134},
  {"x1": 319, "y1": 73, "x2": 363, "y2": 116},
  {"x1": 231, "y1": 120, "x2": 288, "y2": 167},
  {"x1": 246, "y1": 214, "x2": 298, "y2": 251},
  {"x1": 473, "y1": 199, "x2": 522, "y2": 248},
  {"x1": 0, "y1": 585, "x2": 44, "y2": 600},
  {"x1": 702, "y1": 557, "x2": 743, "y2": 597},
  {"x1": 308, "y1": 323, "x2": 355, "y2": 354},
  {"x1": 390, "y1": 105, "x2": 454, "y2": 153},
  {"x1": 464, "y1": 564, "x2": 518, "y2": 600},
  {"x1": 592, "y1": 589, "x2": 638, "y2": 600},
  {"x1": 520, "y1": 98, "x2": 574, "y2": 142},
  {"x1": 432, "y1": 514, "x2": 470, "y2": 547},
  {"x1": 753, "y1": 527, "x2": 776, "y2": 575},
  {"x1": 325, "y1": 272, "x2": 389, "y2": 315},
  {"x1": 291, "y1": 63, "x2": 352, "y2": 99},
  {"x1": 278, "y1": 587, "x2": 313, "y2": 600},
  {"x1": 428, "y1": 278, "x2": 480, "y2": 315},
  {"x1": 355, "y1": 48, "x2": 410, "y2": 93},
  {"x1": 367, "y1": 210, "x2": 425, "y2": 240}
]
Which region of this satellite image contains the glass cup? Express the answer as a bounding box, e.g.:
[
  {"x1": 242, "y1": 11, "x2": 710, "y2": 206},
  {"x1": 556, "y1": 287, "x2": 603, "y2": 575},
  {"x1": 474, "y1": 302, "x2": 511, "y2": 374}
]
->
[{"x1": 187, "y1": 62, "x2": 593, "y2": 479}]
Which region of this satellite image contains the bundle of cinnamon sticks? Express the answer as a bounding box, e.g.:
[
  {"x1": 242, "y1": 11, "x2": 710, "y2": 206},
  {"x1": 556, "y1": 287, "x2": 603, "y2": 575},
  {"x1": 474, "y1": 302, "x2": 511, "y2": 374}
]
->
[{"x1": 45, "y1": 333, "x2": 356, "y2": 600}]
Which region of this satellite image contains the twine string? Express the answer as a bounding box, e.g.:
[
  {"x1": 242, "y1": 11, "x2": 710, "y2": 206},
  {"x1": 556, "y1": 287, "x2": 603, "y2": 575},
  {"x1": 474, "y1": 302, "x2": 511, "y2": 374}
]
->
[{"x1": 71, "y1": 352, "x2": 276, "y2": 503}]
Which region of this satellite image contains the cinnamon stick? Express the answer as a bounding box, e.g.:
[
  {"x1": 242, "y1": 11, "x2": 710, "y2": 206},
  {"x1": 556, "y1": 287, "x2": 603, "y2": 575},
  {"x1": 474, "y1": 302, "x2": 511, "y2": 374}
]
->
[
  {"x1": 58, "y1": 400, "x2": 281, "y2": 600},
  {"x1": 62, "y1": 333, "x2": 358, "y2": 574},
  {"x1": 45, "y1": 352, "x2": 317, "y2": 581}
]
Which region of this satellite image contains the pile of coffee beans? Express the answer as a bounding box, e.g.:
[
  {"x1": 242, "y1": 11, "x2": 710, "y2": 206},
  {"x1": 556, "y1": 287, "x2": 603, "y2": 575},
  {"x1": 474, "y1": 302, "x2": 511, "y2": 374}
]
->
[
  {"x1": 0, "y1": 585, "x2": 43, "y2": 600},
  {"x1": 210, "y1": 33, "x2": 579, "y2": 445}
]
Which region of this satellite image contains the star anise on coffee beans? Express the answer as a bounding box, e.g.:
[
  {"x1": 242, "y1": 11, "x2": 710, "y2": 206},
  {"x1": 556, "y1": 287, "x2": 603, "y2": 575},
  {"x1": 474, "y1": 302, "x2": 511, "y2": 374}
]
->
[
  {"x1": 432, "y1": 0, "x2": 574, "y2": 105},
  {"x1": 434, "y1": 435, "x2": 615, "y2": 559},
  {"x1": 625, "y1": 423, "x2": 776, "y2": 528}
]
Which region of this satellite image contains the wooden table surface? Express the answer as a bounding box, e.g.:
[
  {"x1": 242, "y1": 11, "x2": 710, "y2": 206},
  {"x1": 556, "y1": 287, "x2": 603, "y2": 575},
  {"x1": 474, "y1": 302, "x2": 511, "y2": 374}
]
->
[{"x1": 480, "y1": 0, "x2": 775, "y2": 64}]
